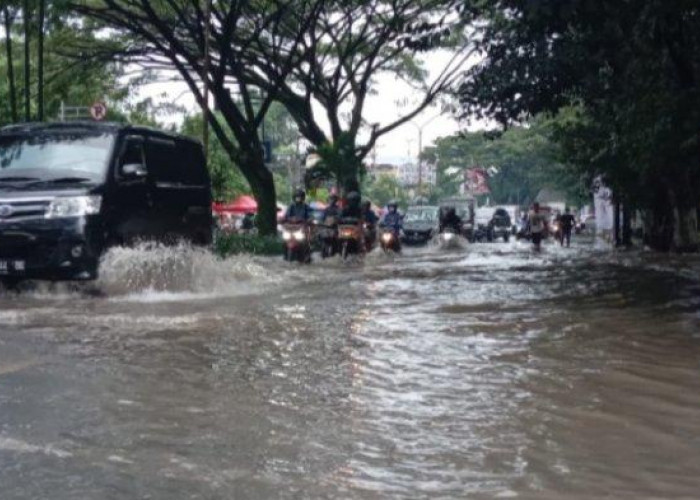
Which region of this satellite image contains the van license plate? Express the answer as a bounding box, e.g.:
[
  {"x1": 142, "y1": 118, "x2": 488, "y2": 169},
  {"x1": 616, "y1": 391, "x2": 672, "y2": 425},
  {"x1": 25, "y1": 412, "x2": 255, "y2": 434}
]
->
[{"x1": 0, "y1": 260, "x2": 26, "y2": 275}]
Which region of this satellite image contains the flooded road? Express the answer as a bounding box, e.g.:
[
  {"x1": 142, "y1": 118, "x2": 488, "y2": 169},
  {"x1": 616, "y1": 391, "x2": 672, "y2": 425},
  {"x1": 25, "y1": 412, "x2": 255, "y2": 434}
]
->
[{"x1": 2, "y1": 239, "x2": 700, "y2": 499}]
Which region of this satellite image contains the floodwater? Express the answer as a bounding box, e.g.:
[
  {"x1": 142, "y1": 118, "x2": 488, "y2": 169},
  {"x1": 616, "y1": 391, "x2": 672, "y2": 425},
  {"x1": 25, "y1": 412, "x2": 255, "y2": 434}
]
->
[{"x1": 1, "y1": 238, "x2": 700, "y2": 499}]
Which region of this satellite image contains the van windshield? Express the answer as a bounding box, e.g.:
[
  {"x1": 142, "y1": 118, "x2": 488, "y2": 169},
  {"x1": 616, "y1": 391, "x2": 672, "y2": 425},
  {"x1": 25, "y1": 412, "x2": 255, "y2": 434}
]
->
[
  {"x1": 405, "y1": 208, "x2": 437, "y2": 222},
  {"x1": 0, "y1": 132, "x2": 115, "y2": 182}
]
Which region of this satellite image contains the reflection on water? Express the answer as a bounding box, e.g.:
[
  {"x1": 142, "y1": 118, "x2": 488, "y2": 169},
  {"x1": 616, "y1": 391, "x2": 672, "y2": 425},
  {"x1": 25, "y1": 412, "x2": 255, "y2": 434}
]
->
[{"x1": 1, "y1": 239, "x2": 700, "y2": 499}]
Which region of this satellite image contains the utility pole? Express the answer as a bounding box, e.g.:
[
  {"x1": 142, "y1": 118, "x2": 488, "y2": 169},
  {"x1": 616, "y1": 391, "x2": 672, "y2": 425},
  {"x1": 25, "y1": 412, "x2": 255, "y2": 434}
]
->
[{"x1": 407, "y1": 113, "x2": 443, "y2": 193}]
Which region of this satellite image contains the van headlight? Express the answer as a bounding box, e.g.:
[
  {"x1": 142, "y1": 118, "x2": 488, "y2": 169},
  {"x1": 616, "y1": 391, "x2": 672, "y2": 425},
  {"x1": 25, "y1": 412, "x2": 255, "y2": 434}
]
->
[{"x1": 45, "y1": 196, "x2": 102, "y2": 219}]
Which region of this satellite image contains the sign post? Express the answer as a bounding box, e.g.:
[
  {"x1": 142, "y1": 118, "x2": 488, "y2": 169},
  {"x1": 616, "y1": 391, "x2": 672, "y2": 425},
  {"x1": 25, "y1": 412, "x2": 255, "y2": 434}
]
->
[{"x1": 90, "y1": 101, "x2": 107, "y2": 121}]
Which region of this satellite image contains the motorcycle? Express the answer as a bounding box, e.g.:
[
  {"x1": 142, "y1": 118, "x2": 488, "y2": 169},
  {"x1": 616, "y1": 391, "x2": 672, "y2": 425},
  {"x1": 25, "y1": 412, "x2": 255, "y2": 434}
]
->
[
  {"x1": 551, "y1": 220, "x2": 562, "y2": 244},
  {"x1": 437, "y1": 228, "x2": 463, "y2": 249},
  {"x1": 337, "y1": 220, "x2": 364, "y2": 260},
  {"x1": 379, "y1": 228, "x2": 401, "y2": 253},
  {"x1": 318, "y1": 216, "x2": 338, "y2": 259},
  {"x1": 363, "y1": 223, "x2": 377, "y2": 252},
  {"x1": 282, "y1": 223, "x2": 312, "y2": 263}
]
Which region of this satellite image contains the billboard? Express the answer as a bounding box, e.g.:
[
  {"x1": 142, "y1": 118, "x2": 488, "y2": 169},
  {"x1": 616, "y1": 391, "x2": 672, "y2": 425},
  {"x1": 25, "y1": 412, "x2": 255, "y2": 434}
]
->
[{"x1": 462, "y1": 168, "x2": 491, "y2": 195}]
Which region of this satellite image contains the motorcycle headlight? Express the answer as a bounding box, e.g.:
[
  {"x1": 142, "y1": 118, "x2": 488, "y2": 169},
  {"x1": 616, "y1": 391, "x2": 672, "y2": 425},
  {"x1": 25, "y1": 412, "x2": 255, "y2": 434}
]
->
[
  {"x1": 444, "y1": 233, "x2": 455, "y2": 241},
  {"x1": 282, "y1": 231, "x2": 292, "y2": 241},
  {"x1": 45, "y1": 195, "x2": 102, "y2": 219},
  {"x1": 293, "y1": 230, "x2": 305, "y2": 241},
  {"x1": 382, "y1": 233, "x2": 392, "y2": 242}
]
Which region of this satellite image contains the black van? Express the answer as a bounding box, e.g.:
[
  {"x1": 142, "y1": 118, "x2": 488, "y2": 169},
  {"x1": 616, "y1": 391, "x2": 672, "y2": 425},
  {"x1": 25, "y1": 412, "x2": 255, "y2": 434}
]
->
[{"x1": 0, "y1": 122, "x2": 213, "y2": 285}]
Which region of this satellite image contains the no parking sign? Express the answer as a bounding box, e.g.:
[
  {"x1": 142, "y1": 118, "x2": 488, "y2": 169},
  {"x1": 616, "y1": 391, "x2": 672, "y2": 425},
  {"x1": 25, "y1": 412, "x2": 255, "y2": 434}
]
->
[{"x1": 90, "y1": 101, "x2": 108, "y2": 121}]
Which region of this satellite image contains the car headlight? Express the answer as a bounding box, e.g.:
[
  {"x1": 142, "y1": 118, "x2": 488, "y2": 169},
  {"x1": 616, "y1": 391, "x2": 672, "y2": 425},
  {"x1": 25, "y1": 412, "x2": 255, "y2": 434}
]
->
[
  {"x1": 293, "y1": 230, "x2": 305, "y2": 241},
  {"x1": 282, "y1": 231, "x2": 292, "y2": 241},
  {"x1": 45, "y1": 195, "x2": 102, "y2": 219}
]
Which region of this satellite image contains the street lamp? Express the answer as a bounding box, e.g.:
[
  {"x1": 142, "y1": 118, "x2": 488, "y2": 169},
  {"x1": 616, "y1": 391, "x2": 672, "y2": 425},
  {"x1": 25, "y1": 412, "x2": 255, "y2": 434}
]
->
[{"x1": 406, "y1": 113, "x2": 443, "y2": 191}]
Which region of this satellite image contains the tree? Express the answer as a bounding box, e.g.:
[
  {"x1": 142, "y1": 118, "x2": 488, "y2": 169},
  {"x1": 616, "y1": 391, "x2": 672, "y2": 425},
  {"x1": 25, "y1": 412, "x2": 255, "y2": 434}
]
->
[
  {"x1": 2, "y1": 2, "x2": 18, "y2": 122},
  {"x1": 73, "y1": 0, "x2": 324, "y2": 235},
  {"x1": 1, "y1": 0, "x2": 129, "y2": 126},
  {"x1": 363, "y1": 174, "x2": 408, "y2": 208},
  {"x1": 423, "y1": 120, "x2": 588, "y2": 207},
  {"x1": 248, "y1": 0, "x2": 472, "y2": 193},
  {"x1": 460, "y1": 0, "x2": 700, "y2": 251}
]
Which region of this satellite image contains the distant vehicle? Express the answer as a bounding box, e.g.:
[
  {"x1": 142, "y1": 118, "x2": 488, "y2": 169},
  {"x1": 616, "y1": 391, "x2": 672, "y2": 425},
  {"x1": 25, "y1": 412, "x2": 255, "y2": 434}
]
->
[
  {"x1": 473, "y1": 207, "x2": 496, "y2": 242},
  {"x1": 401, "y1": 205, "x2": 440, "y2": 245},
  {"x1": 0, "y1": 122, "x2": 213, "y2": 286},
  {"x1": 488, "y1": 207, "x2": 512, "y2": 242},
  {"x1": 498, "y1": 204, "x2": 520, "y2": 234}
]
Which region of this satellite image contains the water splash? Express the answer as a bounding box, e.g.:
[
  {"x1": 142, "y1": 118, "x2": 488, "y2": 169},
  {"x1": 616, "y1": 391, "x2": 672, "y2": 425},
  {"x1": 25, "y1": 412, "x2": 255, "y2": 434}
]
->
[{"x1": 96, "y1": 242, "x2": 281, "y2": 298}]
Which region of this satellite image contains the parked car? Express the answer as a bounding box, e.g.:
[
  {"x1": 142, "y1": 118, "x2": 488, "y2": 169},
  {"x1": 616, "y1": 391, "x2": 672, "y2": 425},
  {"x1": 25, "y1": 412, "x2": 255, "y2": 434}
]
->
[
  {"x1": 401, "y1": 205, "x2": 440, "y2": 245},
  {"x1": 0, "y1": 122, "x2": 213, "y2": 286}
]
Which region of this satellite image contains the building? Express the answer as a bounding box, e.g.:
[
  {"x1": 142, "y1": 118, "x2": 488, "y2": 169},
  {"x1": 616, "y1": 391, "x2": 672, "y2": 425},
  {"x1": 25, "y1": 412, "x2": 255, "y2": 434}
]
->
[
  {"x1": 368, "y1": 163, "x2": 399, "y2": 180},
  {"x1": 398, "y1": 162, "x2": 436, "y2": 187}
]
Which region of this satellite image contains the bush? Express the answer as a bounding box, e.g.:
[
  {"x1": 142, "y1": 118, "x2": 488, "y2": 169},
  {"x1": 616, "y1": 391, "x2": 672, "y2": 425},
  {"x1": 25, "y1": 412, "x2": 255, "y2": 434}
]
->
[{"x1": 214, "y1": 232, "x2": 284, "y2": 257}]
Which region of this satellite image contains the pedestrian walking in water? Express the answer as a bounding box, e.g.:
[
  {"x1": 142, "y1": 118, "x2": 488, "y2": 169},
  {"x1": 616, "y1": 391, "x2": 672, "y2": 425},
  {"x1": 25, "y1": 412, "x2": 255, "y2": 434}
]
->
[
  {"x1": 528, "y1": 202, "x2": 548, "y2": 252},
  {"x1": 559, "y1": 207, "x2": 576, "y2": 247}
]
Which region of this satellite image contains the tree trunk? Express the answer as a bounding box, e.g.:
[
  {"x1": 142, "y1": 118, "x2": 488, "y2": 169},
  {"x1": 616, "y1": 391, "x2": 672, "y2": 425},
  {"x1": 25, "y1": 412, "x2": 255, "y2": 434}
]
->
[
  {"x1": 37, "y1": 0, "x2": 45, "y2": 121},
  {"x1": 644, "y1": 183, "x2": 699, "y2": 252},
  {"x1": 671, "y1": 204, "x2": 699, "y2": 252},
  {"x1": 622, "y1": 203, "x2": 632, "y2": 247},
  {"x1": 246, "y1": 159, "x2": 278, "y2": 236},
  {"x1": 613, "y1": 200, "x2": 621, "y2": 247},
  {"x1": 22, "y1": 0, "x2": 30, "y2": 122},
  {"x1": 3, "y1": 6, "x2": 18, "y2": 123}
]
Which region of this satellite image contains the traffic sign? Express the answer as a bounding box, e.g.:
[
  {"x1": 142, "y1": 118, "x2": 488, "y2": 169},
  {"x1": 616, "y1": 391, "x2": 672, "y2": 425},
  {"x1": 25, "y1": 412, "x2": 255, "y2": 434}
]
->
[{"x1": 90, "y1": 101, "x2": 108, "y2": 121}]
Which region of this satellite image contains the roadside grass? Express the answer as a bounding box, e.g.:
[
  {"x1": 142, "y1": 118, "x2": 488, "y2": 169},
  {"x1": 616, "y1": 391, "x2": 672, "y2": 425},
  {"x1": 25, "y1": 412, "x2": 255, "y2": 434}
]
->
[{"x1": 214, "y1": 232, "x2": 284, "y2": 257}]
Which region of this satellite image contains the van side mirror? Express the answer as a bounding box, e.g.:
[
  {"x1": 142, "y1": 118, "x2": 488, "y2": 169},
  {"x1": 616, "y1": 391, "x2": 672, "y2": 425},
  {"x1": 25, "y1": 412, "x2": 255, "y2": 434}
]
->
[{"x1": 121, "y1": 163, "x2": 147, "y2": 179}]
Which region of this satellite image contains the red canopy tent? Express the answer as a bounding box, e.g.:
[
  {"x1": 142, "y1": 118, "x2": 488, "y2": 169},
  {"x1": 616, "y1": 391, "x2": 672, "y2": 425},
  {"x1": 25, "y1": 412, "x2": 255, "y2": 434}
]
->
[{"x1": 213, "y1": 195, "x2": 258, "y2": 215}]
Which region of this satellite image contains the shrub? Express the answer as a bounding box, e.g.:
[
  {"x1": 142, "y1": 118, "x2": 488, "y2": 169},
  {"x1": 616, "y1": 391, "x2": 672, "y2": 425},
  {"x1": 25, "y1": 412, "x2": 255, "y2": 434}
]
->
[{"x1": 214, "y1": 232, "x2": 284, "y2": 257}]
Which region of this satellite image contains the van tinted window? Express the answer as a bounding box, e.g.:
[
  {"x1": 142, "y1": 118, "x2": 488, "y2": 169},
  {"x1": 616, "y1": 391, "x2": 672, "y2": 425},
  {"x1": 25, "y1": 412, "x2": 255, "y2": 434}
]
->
[
  {"x1": 120, "y1": 137, "x2": 145, "y2": 168},
  {"x1": 178, "y1": 141, "x2": 208, "y2": 185},
  {"x1": 145, "y1": 137, "x2": 179, "y2": 183}
]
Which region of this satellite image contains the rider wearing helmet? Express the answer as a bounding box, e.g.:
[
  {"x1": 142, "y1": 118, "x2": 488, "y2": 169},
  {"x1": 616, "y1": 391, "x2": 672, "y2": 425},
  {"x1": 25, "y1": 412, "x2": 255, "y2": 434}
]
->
[
  {"x1": 284, "y1": 188, "x2": 311, "y2": 222},
  {"x1": 341, "y1": 191, "x2": 362, "y2": 220},
  {"x1": 381, "y1": 200, "x2": 402, "y2": 234},
  {"x1": 323, "y1": 194, "x2": 341, "y2": 223},
  {"x1": 362, "y1": 200, "x2": 379, "y2": 226},
  {"x1": 440, "y1": 206, "x2": 463, "y2": 233}
]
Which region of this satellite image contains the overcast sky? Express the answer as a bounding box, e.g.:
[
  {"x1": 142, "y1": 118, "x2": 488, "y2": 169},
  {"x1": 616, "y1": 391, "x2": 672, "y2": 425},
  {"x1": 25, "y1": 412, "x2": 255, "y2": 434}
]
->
[{"x1": 139, "y1": 51, "x2": 479, "y2": 165}]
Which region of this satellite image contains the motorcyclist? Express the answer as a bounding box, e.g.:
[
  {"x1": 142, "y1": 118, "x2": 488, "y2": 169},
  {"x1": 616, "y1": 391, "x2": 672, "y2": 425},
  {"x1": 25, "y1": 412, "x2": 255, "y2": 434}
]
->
[
  {"x1": 362, "y1": 200, "x2": 379, "y2": 251},
  {"x1": 362, "y1": 200, "x2": 379, "y2": 226},
  {"x1": 284, "y1": 188, "x2": 311, "y2": 222},
  {"x1": 323, "y1": 194, "x2": 341, "y2": 224},
  {"x1": 341, "y1": 191, "x2": 362, "y2": 220},
  {"x1": 440, "y1": 207, "x2": 462, "y2": 234},
  {"x1": 381, "y1": 200, "x2": 402, "y2": 234}
]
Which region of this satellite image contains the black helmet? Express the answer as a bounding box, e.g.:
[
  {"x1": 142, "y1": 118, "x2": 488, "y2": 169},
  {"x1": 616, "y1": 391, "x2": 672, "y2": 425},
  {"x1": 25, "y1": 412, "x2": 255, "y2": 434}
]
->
[
  {"x1": 361, "y1": 200, "x2": 371, "y2": 209},
  {"x1": 387, "y1": 200, "x2": 398, "y2": 208},
  {"x1": 346, "y1": 191, "x2": 360, "y2": 206},
  {"x1": 294, "y1": 188, "x2": 306, "y2": 201}
]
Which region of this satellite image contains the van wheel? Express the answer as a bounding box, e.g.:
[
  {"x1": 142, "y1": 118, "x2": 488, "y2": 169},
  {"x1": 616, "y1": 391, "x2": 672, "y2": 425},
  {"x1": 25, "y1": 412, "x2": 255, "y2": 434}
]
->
[{"x1": 0, "y1": 277, "x2": 21, "y2": 291}]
